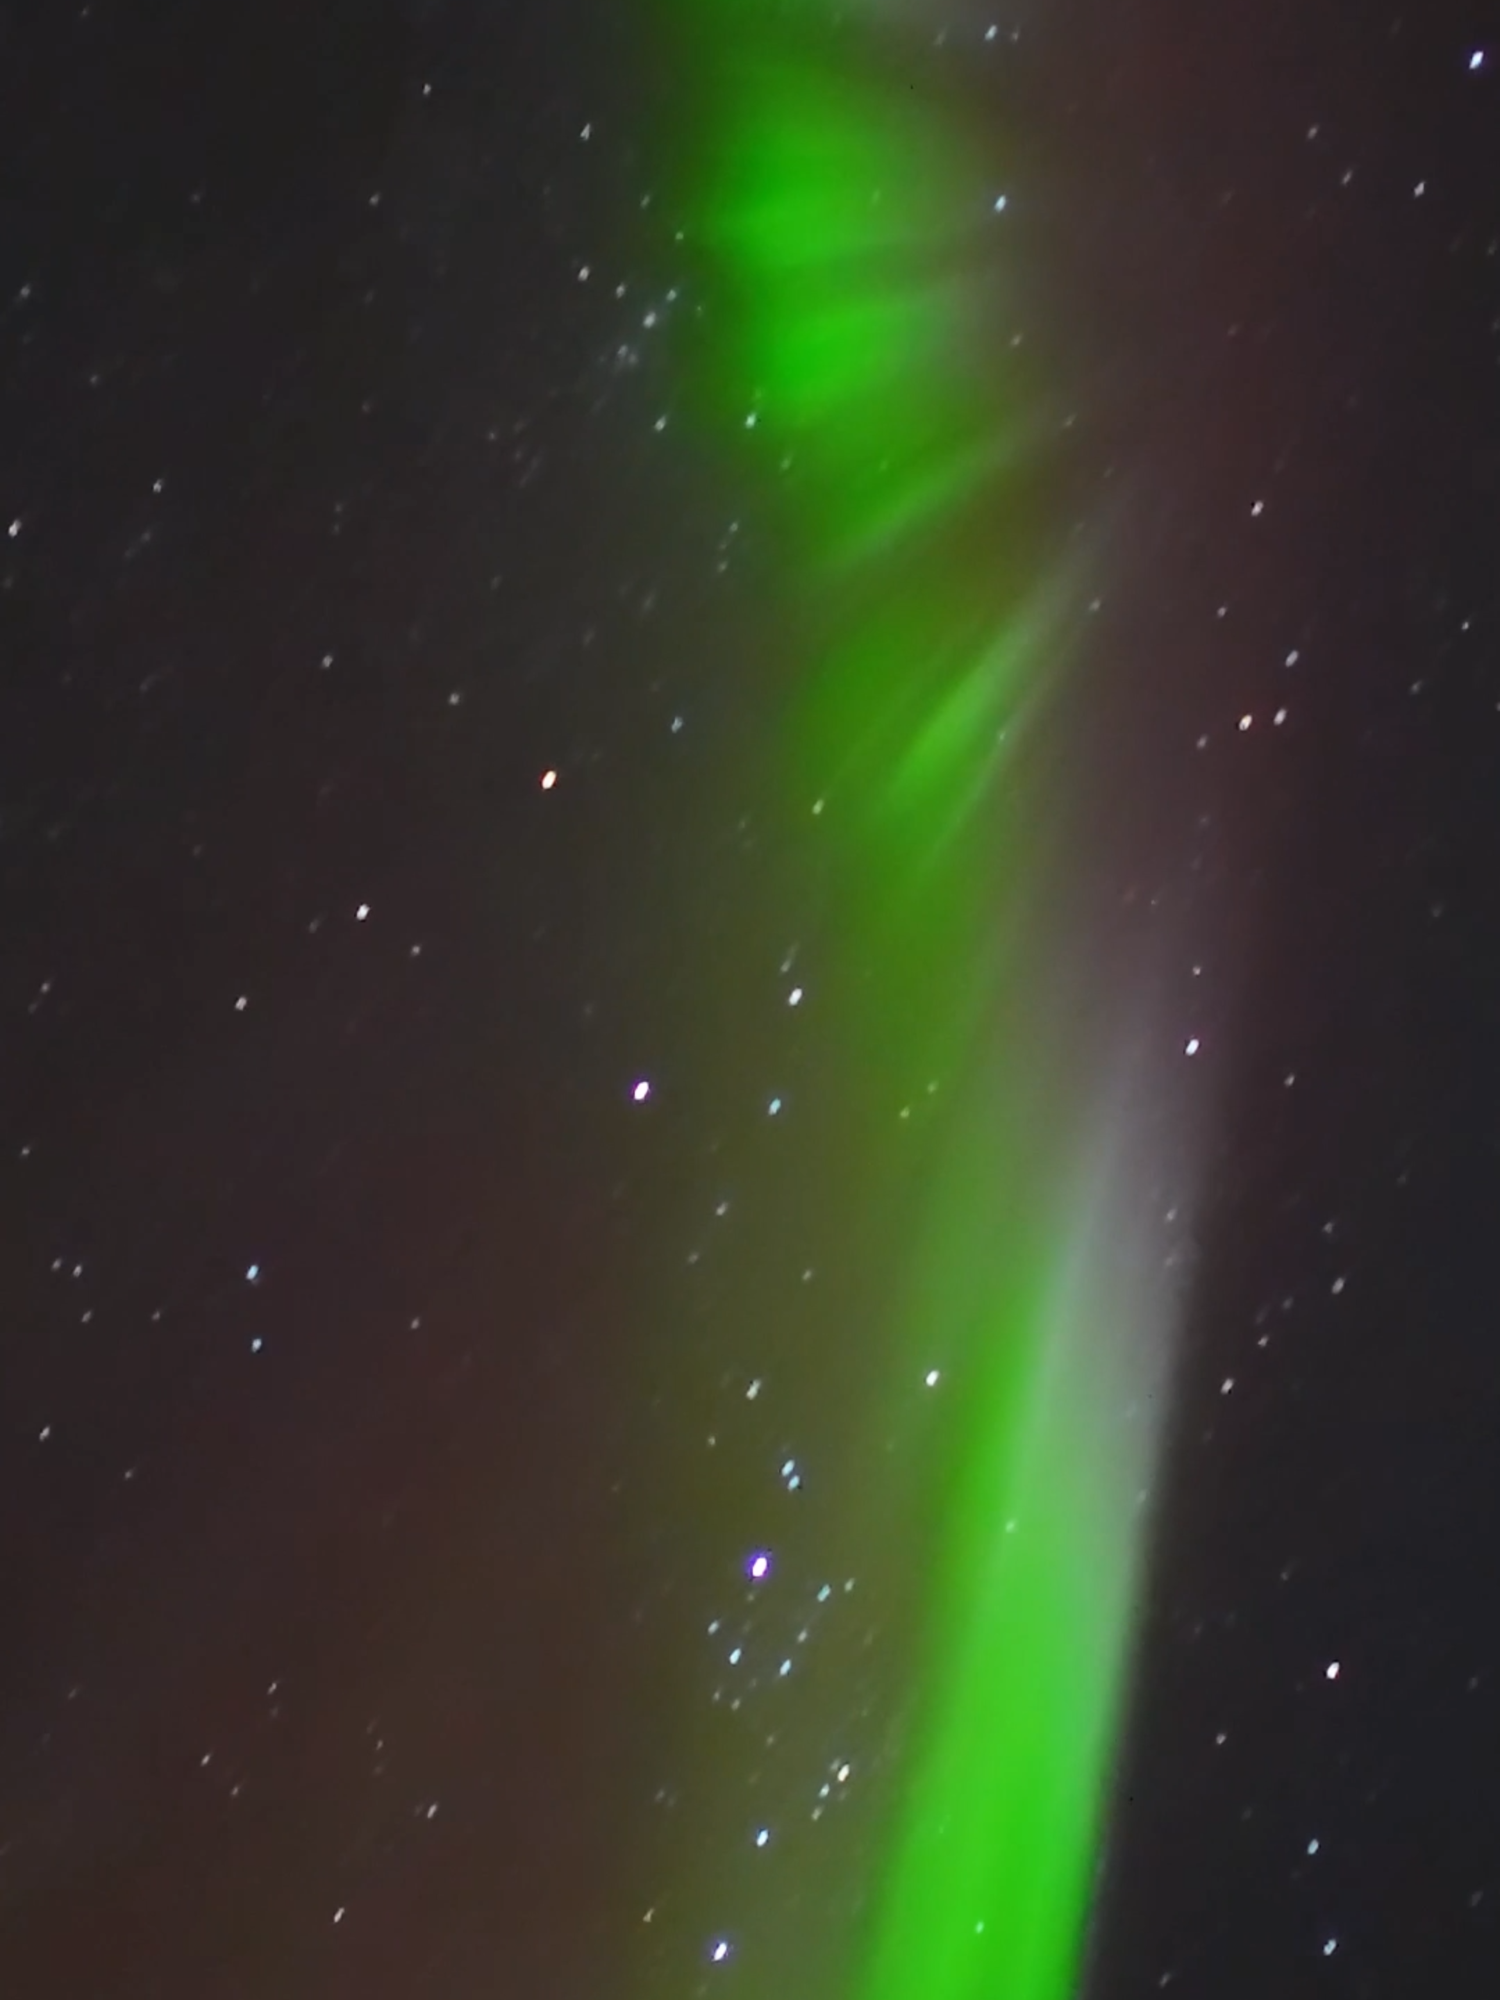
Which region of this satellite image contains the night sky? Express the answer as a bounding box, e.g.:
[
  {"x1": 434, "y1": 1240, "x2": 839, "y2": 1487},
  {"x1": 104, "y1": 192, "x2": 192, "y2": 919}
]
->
[{"x1": 4, "y1": 2, "x2": 1500, "y2": 1996}]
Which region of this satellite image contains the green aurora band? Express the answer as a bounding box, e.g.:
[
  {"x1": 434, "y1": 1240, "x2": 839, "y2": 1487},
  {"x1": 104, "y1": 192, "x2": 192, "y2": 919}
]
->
[{"x1": 646, "y1": 5, "x2": 1193, "y2": 1995}]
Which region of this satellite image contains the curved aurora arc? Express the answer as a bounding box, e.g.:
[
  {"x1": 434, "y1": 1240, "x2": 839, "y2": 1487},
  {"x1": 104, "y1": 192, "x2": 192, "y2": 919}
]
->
[{"x1": 646, "y1": 3, "x2": 1204, "y2": 1995}]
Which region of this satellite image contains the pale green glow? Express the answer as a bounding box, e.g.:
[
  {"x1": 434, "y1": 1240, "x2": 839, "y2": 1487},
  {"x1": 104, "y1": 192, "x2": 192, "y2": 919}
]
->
[{"x1": 649, "y1": 6, "x2": 1168, "y2": 1997}]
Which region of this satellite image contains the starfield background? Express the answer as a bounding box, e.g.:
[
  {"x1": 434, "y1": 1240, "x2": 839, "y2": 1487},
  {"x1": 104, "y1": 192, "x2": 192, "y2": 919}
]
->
[{"x1": 2, "y1": 2, "x2": 1500, "y2": 1996}]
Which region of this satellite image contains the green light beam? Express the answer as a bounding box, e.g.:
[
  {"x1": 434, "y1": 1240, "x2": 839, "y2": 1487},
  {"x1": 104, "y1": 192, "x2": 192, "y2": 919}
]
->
[{"x1": 646, "y1": 7, "x2": 1190, "y2": 1996}]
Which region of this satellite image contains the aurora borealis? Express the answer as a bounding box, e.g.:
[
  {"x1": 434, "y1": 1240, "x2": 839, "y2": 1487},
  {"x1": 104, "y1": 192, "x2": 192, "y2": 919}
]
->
[{"x1": 646, "y1": 3, "x2": 1203, "y2": 1994}]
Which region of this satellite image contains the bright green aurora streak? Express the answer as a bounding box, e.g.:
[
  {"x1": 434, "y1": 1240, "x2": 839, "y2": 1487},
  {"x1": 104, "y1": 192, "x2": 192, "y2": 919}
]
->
[{"x1": 647, "y1": 5, "x2": 1190, "y2": 1996}]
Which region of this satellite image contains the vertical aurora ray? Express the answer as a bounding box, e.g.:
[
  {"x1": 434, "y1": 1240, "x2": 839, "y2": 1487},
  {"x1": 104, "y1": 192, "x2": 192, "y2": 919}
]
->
[{"x1": 644, "y1": 5, "x2": 1200, "y2": 1996}]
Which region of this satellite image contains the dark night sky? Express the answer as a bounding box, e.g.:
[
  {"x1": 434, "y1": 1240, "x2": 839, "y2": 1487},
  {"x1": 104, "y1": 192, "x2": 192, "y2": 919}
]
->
[{"x1": 4, "y1": 1, "x2": 1500, "y2": 1995}]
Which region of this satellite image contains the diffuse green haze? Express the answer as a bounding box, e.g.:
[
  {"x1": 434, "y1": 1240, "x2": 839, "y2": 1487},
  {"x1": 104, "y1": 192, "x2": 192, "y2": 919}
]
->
[{"x1": 649, "y1": 6, "x2": 1172, "y2": 1997}]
